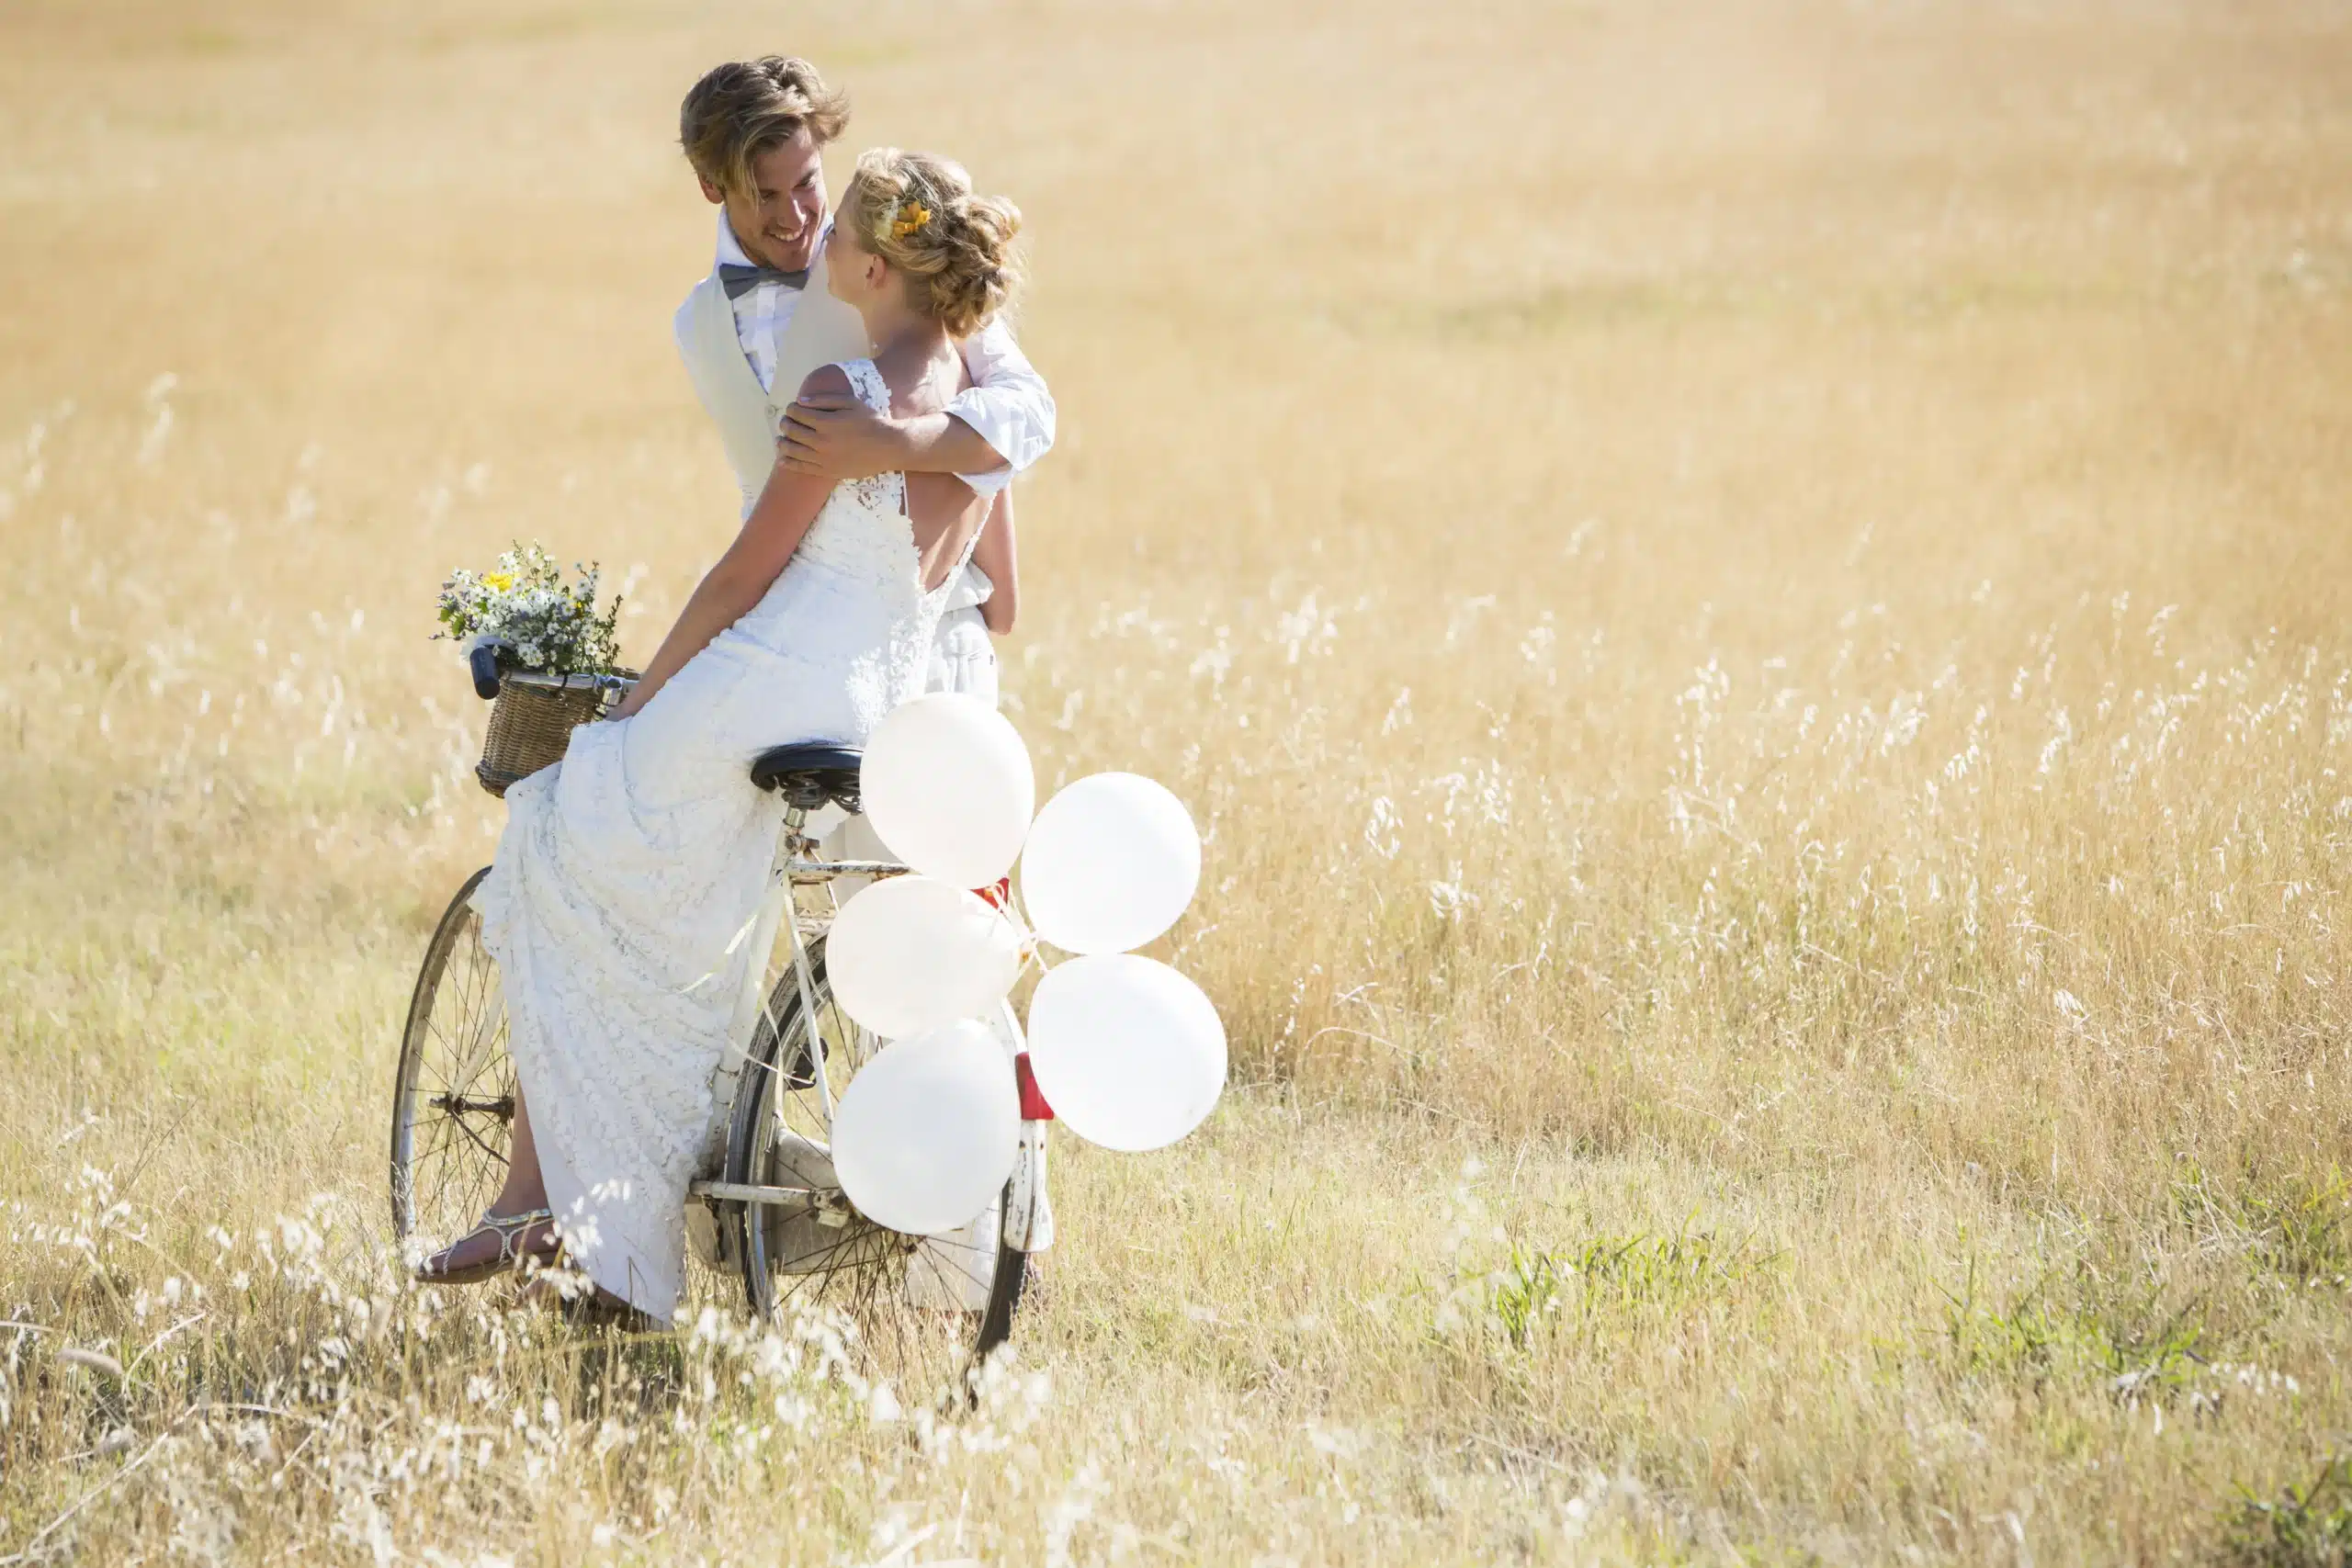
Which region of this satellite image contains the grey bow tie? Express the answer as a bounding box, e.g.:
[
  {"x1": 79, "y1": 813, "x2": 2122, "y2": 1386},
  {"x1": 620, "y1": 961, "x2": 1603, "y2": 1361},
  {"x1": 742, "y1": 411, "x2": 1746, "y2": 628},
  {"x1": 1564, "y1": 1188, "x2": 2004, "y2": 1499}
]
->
[{"x1": 719, "y1": 262, "x2": 808, "y2": 299}]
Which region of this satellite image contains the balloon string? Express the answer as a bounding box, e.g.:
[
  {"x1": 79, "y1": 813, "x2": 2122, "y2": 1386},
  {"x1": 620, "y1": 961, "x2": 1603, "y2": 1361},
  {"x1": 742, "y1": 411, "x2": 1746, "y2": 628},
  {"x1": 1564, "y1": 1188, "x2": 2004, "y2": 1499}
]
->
[{"x1": 1000, "y1": 881, "x2": 1060, "y2": 974}]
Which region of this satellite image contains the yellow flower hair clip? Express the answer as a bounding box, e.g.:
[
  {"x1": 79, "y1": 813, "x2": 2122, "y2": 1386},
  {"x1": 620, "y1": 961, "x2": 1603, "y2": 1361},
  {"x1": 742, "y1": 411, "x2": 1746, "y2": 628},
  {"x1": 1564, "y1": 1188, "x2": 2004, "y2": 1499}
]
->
[{"x1": 891, "y1": 200, "x2": 932, "y2": 238}]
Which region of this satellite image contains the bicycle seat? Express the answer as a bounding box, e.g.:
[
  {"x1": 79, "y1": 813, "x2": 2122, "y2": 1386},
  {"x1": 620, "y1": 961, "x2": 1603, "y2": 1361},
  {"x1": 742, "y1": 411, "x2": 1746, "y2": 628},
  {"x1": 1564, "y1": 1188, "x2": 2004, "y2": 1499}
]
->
[{"x1": 750, "y1": 743, "x2": 863, "y2": 813}]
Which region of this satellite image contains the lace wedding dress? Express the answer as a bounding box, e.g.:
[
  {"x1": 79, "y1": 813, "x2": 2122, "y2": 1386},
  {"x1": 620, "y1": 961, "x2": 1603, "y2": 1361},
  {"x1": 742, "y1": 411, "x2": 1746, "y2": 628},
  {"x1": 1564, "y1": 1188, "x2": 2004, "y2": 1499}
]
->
[{"x1": 475, "y1": 359, "x2": 975, "y2": 1324}]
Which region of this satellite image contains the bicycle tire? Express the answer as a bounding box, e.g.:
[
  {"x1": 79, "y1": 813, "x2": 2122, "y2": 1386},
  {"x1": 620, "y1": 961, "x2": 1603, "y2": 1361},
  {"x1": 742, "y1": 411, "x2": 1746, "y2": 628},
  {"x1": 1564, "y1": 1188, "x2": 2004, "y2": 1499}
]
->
[
  {"x1": 390, "y1": 866, "x2": 516, "y2": 1247},
  {"x1": 722, "y1": 937, "x2": 1029, "y2": 1392}
]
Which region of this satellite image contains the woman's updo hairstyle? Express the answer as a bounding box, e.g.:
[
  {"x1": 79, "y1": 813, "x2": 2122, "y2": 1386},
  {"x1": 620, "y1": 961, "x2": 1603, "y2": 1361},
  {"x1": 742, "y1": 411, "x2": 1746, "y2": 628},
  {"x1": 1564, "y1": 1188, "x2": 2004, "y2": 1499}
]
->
[{"x1": 838, "y1": 148, "x2": 1024, "y2": 338}]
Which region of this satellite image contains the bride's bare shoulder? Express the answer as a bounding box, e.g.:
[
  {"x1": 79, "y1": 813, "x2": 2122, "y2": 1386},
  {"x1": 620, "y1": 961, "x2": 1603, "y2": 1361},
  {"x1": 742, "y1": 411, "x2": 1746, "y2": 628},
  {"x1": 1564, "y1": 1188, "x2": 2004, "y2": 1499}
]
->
[{"x1": 793, "y1": 362, "x2": 857, "y2": 404}]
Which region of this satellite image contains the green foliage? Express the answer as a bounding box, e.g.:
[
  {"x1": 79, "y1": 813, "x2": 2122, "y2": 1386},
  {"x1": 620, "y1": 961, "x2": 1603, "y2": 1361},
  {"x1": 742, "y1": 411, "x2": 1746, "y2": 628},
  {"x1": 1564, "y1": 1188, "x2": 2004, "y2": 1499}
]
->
[
  {"x1": 1940, "y1": 1257, "x2": 2073, "y2": 1381},
  {"x1": 2173, "y1": 1163, "x2": 2352, "y2": 1288},
  {"x1": 1939, "y1": 1255, "x2": 2208, "y2": 1401},
  {"x1": 2245, "y1": 1169, "x2": 2352, "y2": 1285},
  {"x1": 1487, "y1": 1243, "x2": 1564, "y2": 1348},
  {"x1": 2221, "y1": 1451, "x2": 2352, "y2": 1568},
  {"x1": 1487, "y1": 1223, "x2": 1777, "y2": 1348}
]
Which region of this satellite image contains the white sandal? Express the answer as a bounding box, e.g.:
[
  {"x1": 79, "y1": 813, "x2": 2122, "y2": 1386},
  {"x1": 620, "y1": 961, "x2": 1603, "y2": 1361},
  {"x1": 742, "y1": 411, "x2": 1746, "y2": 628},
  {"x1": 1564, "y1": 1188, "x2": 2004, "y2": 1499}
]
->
[{"x1": 415, "y1": 1207, "x2": 558, "y2": 1285}]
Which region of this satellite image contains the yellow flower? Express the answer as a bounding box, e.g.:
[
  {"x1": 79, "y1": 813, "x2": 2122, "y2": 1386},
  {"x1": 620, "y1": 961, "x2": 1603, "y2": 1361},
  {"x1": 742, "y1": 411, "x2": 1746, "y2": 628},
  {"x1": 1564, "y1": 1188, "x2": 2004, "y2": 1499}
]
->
[
  {"x1": 892, "y1": 201, "x2": 931, "y2": 239},
  {"x1": 481, "y1": 571, "x2": 515, "y2": 592}
]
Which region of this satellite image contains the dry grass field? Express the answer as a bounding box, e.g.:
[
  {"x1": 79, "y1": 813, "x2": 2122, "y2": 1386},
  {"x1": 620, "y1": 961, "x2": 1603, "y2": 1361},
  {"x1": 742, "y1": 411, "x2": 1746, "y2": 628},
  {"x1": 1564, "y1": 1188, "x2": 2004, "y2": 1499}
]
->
[{"x1": 6, "y1": 0, "x2": 2352, "y2": 1561}]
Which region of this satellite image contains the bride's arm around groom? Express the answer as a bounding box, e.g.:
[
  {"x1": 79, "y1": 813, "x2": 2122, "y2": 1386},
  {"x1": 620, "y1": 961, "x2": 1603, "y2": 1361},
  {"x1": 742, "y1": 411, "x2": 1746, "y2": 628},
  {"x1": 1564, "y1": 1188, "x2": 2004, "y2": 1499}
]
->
[{"x1": 782, "y1": 303, "x2": 1051, "y2": 496}]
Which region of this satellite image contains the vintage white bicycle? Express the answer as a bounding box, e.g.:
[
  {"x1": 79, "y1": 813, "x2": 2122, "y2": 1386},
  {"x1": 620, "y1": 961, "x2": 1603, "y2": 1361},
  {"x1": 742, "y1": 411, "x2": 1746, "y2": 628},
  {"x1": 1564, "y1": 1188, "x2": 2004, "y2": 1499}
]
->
[{"x1": 389, "y1": 653, "x2": 1054, "y2": 1392}]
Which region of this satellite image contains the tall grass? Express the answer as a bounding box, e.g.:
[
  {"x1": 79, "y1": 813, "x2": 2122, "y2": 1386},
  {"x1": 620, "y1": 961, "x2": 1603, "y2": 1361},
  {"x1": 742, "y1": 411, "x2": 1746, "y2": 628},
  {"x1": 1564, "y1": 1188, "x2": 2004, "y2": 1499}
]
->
[{"x1": 5, "y1": 0, "x2": 2352, "y2": 1560}]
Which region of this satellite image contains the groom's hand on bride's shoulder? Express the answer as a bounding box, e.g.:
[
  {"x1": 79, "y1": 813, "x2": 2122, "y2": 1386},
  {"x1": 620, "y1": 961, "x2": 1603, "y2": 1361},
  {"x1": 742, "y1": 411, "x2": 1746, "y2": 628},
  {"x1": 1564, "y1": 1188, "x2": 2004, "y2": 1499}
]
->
[{"x1": 780, "y1": 390, "x2": 898, "y2": 481}]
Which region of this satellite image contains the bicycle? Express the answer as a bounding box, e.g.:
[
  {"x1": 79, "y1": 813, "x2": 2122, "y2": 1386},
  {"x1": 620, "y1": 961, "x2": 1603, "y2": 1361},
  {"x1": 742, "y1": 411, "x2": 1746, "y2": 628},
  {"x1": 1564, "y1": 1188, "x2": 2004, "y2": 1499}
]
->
[{"x1": 390, "y1": 652, "x2": 1053, "y2": 1393}]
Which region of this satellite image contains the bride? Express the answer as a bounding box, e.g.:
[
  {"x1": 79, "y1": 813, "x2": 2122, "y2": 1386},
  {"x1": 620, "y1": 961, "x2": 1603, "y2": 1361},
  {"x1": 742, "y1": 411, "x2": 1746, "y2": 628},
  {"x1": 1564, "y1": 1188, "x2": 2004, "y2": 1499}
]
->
[{"x1": 419, "y1": 148, "x2": 1025, "y2": 1324}]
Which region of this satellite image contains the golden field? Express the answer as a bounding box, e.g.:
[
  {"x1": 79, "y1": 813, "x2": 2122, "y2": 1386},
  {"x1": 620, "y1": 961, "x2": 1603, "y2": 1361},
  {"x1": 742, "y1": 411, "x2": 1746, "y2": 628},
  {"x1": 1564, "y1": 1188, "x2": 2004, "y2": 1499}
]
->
[{"x1": 6, "y1": 0, "x2": 2352, "y2": 1560}]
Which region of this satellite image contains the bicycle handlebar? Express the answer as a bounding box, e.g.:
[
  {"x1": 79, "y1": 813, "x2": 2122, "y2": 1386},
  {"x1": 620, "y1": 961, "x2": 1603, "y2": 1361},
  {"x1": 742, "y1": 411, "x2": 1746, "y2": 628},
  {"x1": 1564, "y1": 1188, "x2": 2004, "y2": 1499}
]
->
[
  {"x1": 469, "y1": 643, "x2": 503, "y2": 701},
  {"x1": 468, "y1": 641, "x2": 637, "y2": 704},
  {"x1": 500, "y1": 669, "x2": 638, "y2": 696}
]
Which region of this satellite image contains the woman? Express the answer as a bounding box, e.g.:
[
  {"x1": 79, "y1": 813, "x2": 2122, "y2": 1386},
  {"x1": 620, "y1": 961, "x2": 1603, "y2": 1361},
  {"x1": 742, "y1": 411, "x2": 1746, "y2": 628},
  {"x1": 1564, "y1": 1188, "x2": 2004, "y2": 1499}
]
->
[{"x1": 421, "y1": 149, "x2": 1026, "y2": 1324}]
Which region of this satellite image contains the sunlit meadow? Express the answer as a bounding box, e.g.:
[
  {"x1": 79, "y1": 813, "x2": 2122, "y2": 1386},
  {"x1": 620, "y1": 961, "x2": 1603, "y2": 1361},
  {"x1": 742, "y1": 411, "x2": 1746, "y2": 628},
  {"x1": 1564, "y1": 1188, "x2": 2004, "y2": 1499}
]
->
[{"x1": 5, "y1": 0, "x2": 2352, "y2": 1561}]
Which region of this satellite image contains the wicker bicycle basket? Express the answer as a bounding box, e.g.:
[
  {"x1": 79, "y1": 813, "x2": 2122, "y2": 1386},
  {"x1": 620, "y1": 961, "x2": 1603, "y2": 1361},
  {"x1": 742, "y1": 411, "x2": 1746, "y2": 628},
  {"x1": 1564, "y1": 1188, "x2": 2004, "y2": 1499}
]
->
[{"x1": 475, "y1": 672, "x2": 630, "y2": 797}]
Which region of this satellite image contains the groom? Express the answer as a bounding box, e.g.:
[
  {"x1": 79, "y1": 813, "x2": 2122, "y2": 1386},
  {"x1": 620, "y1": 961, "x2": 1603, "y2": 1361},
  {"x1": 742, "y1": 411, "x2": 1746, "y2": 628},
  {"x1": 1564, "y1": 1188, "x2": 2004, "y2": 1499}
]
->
[{"x1": 671, "y1": 55, "x2": 1052, "y2": 703}]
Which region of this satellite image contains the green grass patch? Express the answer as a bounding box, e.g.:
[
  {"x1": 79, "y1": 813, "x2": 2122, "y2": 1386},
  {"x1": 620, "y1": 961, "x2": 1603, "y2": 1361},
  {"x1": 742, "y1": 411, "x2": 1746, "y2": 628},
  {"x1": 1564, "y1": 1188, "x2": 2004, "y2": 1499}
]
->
[
  {"x1": 2221, "y1": 1450, "x2": 2352, "y2": 1568},
  {"x1": 1487, "y1": 1223, "x2": 1780, "y2": 1348},
  {"x1": 1939, "y1": 1254, "x2": 2210, "y2": 1402}
]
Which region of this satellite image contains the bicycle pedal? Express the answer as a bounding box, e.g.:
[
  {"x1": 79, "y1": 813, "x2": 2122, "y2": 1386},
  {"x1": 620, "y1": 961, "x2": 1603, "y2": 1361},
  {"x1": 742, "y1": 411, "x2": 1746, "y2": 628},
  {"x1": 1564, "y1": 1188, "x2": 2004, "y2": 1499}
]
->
[{"x1": 684, "y1": 1197, "x2": 740, "y2": 1276}]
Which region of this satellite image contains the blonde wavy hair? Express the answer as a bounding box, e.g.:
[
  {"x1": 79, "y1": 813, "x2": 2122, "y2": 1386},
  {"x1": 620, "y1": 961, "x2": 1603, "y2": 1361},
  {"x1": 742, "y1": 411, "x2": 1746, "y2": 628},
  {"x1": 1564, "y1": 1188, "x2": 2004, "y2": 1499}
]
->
[
  {"x1": 678, "y1": 57, "x2": 851, "y2": 200},
  {"x1": 835, "y1": 148, "x2": 1023, "y2": 339}
]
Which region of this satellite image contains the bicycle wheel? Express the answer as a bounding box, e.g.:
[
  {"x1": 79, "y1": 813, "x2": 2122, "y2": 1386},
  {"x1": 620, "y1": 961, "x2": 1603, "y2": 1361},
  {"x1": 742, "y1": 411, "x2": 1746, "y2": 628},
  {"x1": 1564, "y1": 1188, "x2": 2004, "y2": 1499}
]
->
[
  {"x1": 722, "y1": 936, "x2": 1029, "y2": 1398},
  {"x1": 390, "y1": 867, "x2": 517, "y2": 1254}
]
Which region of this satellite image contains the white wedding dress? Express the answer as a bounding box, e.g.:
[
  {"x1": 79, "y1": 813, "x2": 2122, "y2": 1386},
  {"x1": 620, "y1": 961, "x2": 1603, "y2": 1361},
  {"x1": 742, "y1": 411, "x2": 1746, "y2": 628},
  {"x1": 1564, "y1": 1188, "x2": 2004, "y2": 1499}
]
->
[{"x1": 475, "y1": 359, "x2": 976, "y2": 1324}]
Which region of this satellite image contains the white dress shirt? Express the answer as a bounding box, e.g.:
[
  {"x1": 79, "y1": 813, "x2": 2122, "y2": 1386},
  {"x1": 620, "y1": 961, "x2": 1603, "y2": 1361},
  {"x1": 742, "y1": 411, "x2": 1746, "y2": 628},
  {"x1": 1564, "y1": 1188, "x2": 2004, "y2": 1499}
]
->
[{"x1": 712, "y1": 210, "x2": 1053, "y2": 500}]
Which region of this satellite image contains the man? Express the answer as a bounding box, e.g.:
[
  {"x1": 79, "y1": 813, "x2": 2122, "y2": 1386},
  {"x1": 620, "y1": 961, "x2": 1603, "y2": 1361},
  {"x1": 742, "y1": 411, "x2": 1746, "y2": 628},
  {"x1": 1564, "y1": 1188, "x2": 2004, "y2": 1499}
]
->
[{"x1": 672, "y1": 56, "x2": 1049, "y2": 704}]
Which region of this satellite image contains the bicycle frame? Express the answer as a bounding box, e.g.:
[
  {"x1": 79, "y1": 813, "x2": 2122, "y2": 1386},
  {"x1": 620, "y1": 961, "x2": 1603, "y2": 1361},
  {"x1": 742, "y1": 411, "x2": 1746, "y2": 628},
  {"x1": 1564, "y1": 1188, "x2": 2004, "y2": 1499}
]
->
[
  {"x1": 713, "y1": 801, "x2": 900, "y2": 1139},
  {"x1": 457, "y1": 655, "x2": 1055, "y2": 1285},
  {"x1": 689, "y1": 797, "x2": 1056, "y2": 1257}
]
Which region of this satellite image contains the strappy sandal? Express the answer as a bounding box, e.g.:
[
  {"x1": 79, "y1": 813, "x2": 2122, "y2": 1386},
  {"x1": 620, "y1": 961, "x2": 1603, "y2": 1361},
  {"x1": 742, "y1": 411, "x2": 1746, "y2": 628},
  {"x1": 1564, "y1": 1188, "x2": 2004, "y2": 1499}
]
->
[{"x1": 414, "y1": 1207, "x2": 560, "y2": 1286}]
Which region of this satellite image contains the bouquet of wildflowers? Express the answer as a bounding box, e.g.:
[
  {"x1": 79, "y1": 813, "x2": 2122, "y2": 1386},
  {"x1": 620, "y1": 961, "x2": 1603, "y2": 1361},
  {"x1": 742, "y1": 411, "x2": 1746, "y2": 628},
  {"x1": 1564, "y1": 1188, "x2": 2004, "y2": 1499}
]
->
[{"x1": 435, "y1": 542, "x2": 623, "y2": 675}]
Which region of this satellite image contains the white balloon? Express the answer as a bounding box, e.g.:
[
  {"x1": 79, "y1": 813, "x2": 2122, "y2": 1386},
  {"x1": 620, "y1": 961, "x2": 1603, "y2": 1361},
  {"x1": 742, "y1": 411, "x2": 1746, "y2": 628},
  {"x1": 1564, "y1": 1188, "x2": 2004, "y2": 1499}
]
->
[
  {"x1": 1021, "y1": 773, "x2": 1202, "y2": 955},
  {"x1": 831, "y1": 1020, "x2": 1020, "y2": 1235},
  {"x1": 827, "y1": 875, "x2": 1023, "y2": 1041},
  {"x1": 861, "y1": 694, "x2": 1035, "y2": 889},
  {"x1": 1024, "y1": 954, "x2": 1226, "y2": 1152}
]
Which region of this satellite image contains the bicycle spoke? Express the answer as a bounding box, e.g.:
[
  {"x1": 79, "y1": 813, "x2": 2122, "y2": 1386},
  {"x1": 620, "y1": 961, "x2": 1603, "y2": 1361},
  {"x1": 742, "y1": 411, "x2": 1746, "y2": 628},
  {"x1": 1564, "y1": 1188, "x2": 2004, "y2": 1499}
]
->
[
  {"x1": 414, "y1": 1115, "x2": 466, "y2": 1228},
  {"x1": 910, "y1": 1237, "x2": 996, "y2": 1300},
  {"x1": 424, "y1": 997, "x2": 495, "y2": 1089},
  {"x1": 426, "y1": 1105, "x2": 512, "y2": 1170},
  {"x1": 417, "y1": 1111, "x2": 486, "y2": 1201},
  {"x1": 774, "y1": 1229, "x2": 883, "y2": 1291},
  {"x1": 456, "y1": 921, "x2": 489, "y2": 1021},
  {"x1": 442, "y1": 954, "x2": 502, "y2": 1089}
]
